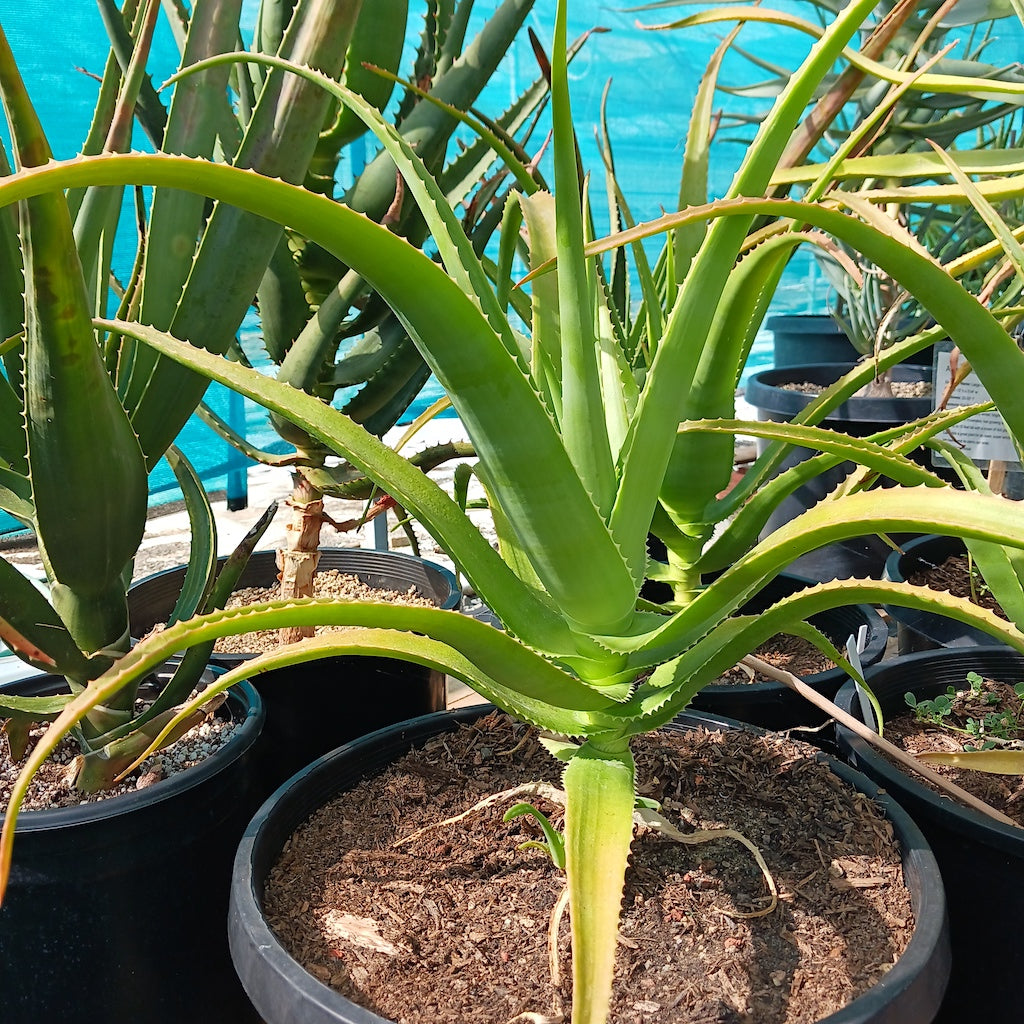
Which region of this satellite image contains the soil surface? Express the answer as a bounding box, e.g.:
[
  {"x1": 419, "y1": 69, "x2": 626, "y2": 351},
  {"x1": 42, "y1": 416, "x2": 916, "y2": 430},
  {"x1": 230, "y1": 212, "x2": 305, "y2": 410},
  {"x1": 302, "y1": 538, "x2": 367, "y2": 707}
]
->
[
  {"x1": 265, "y1": 712, "x2": 914, "y2": 1024},
  {"x1": 904, "y1": 554, "x2": 1006, "y2": 619},
  {"x1": 0, "y1": 698, "x2": 237, "y2": 812},
  {"x1": 780, "y1": 380, "x2": 931, "y2": 399},
  {"x1": 714, "y1": 635, "x2": 834, "y2": 685},
  {"x1": 209, "y1": 569, "x2": 437, "y2": 655},
  {"x1": 886, "y1": 674, "x2": 1024, "y2": 825}
]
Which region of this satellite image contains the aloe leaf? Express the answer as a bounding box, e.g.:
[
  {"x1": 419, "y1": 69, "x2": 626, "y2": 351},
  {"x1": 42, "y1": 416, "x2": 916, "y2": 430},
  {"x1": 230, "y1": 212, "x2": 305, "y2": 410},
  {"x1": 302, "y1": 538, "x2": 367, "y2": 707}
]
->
[
  {"x1": 160, "y1": 446, "x2": 218, "y2": 627},
  {"x1": 133, "y1": 0, "x2": 245, "y2": 332},
  {"x1": 577, "y1": 192, "x2": 1024, "y2": 453},
  {"x1": 343, "y1": 0, "x2": 537, "y2": 224},
  {"x1": 612, "y1": 0, "x2": 883, "y2": 562},
  {"x1": 124, "y1": 0, "x2": 358, "y2": 467},
  {"x1": 627, "y1": 487, "x2": 1024, "y2": 667},
  {"x1": 651, "y1": 6, "x2": 1024, "y2": 102},
  {"x1": 0, "y1": 27, "x2": 149, "y2": 656},
  {"x1": 369, "y1": 64, "x2": 543, "y2": 198},
  {"x1": 696, "y1": 408, "x2": 983, "y2": 572},
  {"x1": 562, "y1": 741, "x2": 636, "y2": 1024},
  {"x1": 918, "y1": 748, "x2": 1024, "y2": 773},
  {"x1": 546, "y1": 0, "x2": 616, "y2": 519},
  {"x1": 74, "y1": 0, "x2": 162, "y2": 311},
  {"x1": 927, "y1": 442, "x2": 1024, "y2": 627},
  {"x1": 138, "y1": 498, "x2": 281, "y2": 722},
  {"x1": 96, "y1": 0, "x2": 168, "y2": 146},
  {"x1": 0, "y1": 557, "x2": 93, "y2": 679},
  {"x1": 928, "y1": 142, "x2": 1024, "y2": 285},
  {"x1": 0, "y1": 692, "x2": 71, "y2": 759},
  {"x1": 675, "y1": 23, "x2": 741, "y2": 280},
  {"x1": 196, "y1": 402, "x2": 301, "y2": 467},
  {"x1": 67, "y1": 83, "x2": 636, "y2": 633},
  {"x1": 772, "y1": 148, "x2": 1024, "y2": 187},
  {"x1": 99, "y1": 313, "x2": 579, "y2": 655},
  {"x1": 317, "y1": 0, "x2": 408, "y2": 154},
  {"x1": 619, "y1": 577, "x2": 1024, "y2": 727},
  {"x1": 75, "y1": 700, "x2": 215, "y2": 793}
]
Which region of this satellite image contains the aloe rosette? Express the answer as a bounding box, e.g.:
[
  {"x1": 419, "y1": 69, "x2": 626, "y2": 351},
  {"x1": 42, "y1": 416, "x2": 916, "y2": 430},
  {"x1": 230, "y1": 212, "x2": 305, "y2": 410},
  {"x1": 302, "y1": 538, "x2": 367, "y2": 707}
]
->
[{"x1": 5, "y1": 2, "x2": 1024, "y2": 1022}]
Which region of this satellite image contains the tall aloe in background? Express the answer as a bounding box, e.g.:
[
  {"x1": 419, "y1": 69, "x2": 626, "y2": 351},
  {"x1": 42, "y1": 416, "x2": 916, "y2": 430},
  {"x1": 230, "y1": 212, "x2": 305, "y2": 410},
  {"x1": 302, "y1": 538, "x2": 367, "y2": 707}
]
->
[
  {"x1": 714, "y1": 0, "x2": 1024, "y2": 372},
  {"x1": 7, "y1": 2, "x2": 1024, "y2": 1022},
  {"x1": 196, "y1": 0, "x2": 545, "y2": 633}
]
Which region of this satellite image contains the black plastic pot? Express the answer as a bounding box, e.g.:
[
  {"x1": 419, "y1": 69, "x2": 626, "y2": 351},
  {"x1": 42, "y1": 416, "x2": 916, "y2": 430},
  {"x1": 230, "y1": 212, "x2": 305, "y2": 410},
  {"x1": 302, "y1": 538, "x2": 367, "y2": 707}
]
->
[
  {"x1": 835, "y1": 648, "x2": 1024, "y2": 1023},
  {"x1": 0, "y1": 668, "x2": 265, "y2": 1023},
  {"x1": 129, "y1": 548, "x2": 459, "y2": 797},
  {"x1": 744, "y1": 362, "x2": 936, "y2": 581},
  {"x1": 768, "y1": 315, "x2": 934, "y2": 369},
  {"x1": 883, "y1": 535, "x2": 999, "y2": 654},
  {"x1": 769, "y1": 314, "x2": 858, "y2": 367},
  {"x1": 230, "y1": 707, "x2": 950, "y2": 1024},
  {"x1": 688, "y1": 572, "x2": 889, "y2": 743}
]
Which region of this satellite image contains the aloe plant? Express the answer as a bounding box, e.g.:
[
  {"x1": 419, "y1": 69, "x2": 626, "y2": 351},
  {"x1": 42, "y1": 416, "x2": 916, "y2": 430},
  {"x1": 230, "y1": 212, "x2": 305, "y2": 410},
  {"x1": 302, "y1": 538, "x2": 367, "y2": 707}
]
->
[
  {"x1": 7, "y1": 2, "x2": 1024, "y2": 1022},
  {"x1": 194, "y1": 0, "x2": 547, "y2": 639},
  {"x1": 675, "y1": 0, "x2": 1024, "y2": 378},
  {"x1": 0, "y1": 0, "x2": 413, "y2": 788}
]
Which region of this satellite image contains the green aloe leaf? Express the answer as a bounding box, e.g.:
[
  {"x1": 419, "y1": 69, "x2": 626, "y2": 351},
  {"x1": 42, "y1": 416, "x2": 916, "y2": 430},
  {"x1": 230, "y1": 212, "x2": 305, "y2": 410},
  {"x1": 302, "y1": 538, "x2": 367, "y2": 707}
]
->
[
  {"x1": 162, "y1": 446, "x2": 218, "y2": 628},
  {"x1": 0, "y1": 25, "x2": 148, "y2": 656}
]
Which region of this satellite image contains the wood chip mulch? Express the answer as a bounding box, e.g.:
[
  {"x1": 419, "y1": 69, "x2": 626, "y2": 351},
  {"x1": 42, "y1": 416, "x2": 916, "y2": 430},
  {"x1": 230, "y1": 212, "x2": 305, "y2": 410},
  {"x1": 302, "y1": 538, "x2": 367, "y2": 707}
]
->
[
  {"x1": 714, "y1": 634, "x2": 835, "y2": 685},
  {"x1": 905, "y1": 554, "x2": 1006, "y2": 618},
  {"x1": 264, "y1": 712, "x2": 914, "y2": 1024}
]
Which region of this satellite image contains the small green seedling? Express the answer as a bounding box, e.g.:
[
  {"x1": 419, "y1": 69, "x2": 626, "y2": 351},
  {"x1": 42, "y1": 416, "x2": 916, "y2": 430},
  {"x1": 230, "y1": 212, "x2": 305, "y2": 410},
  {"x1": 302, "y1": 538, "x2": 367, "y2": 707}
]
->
[
  {"x1": 503, "y1": 802, "x2": 566, "y2": 870},
  {"x1": 906, "y1": 673, "x2": 1024, "y2": 748}
]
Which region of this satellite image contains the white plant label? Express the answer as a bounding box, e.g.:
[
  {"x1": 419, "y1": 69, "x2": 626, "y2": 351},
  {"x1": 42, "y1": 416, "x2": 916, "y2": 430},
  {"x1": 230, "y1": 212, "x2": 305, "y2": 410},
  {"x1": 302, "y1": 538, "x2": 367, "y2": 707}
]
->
[{"x1": 932, "y1": 350, "x2": 1019, "y2": 464}]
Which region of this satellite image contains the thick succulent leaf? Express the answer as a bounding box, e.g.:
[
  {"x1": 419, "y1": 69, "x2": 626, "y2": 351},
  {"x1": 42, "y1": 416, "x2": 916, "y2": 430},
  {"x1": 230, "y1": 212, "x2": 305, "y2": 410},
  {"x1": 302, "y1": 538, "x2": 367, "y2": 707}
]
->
[
  {"x1": 652, "y1": 6, "x2": 1024, "y2": 102},
  {"x1": 133, "y1": 0, "x2": 245, "y2": 333},
  {"x1": 772, "y1": 148, "x2": 1024, "y2": 187},
  {"x1": 562, "y1": 741, "x2": 636, "y2": 1024},
  {"x1": 96, "y1": 0, "x2": 168, "y2": 147},
  {"x1": 612, "y1": 0, "x2": 884, "y2": 565},
  {"x1": 548, "y1": 1, "x2": 616, "y2": 519},
  {"x1": 66, "y1": 76, "x2": 636, "y2": 633},
  {"x1": 918, "y1": 749, "x2": 1024, "y2": 774},
  {"x1": 0, "y1": 469, "x2": 32, "y2": 524},
  {"x1": 137, "y1": 498, "x2": 281, "y2": 723},
  {"x1": 317, "y1": 0, "x2": 408, "y2": 154},
  {"x1": 73, "y1": 0, "x2": 161, "y2": 311},
  {"x1": 124, "y1": 0, "x2": 357, "y2": 468},
  {"x1": 582, "y1": 193, "x2": 1024, "y2": 458},
  {"x1": 343, "y1": 0, "x2": 537, "y2": 224},
  {"x1": 160, "y1": 446, "x2": 218, "y2": 627},
  {"x1": 615, "y1": 577, "x2": 1024, "y2": 728},
  {"x1": 0, "y1": 557, "x2": 93, "y2": 678},
  {"x1": 88, "y1": 312, "x2": 575, "y2": 653},
  {"x1": 696, "y1": 407, "x2": 983, "y2": 572},
  {"x1": 624, "y1": 488, "x2": 1024, "y2": 667},
  {"x1": 0, "y1": 27, "x2": 148, "y2": 655}
]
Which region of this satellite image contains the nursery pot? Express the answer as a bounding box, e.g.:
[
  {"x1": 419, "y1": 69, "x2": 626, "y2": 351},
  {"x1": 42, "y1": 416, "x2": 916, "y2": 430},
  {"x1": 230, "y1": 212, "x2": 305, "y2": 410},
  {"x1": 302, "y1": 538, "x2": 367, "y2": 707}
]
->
[
  {"x1": 835, "y1": 648, "x2": 1024, "y2": 1023},
  {"x1": 0, "y1": 667, "x2": 265, "y2": 1024},
  {"x1": 129, "y1": 548, "x2": 458, "y2": 797},
  {"x1": 687, "y1": 572, "x2": 888, "y2": 744},
  {"x1": 229, "y1": 707, "x2": 950, "y2": 1024},
  {"x1": 768, "y1": 314, "x2": 858, "y2": 367},
  {"x1": 768, "y1": 316, "x2": 934, "y2": 369},
  {"x1": 883, "y1": 535, "x2": 999, "y2": 654},
  {"x1": 744, "y1": 362, "x2": 936, "y2": 581}
]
